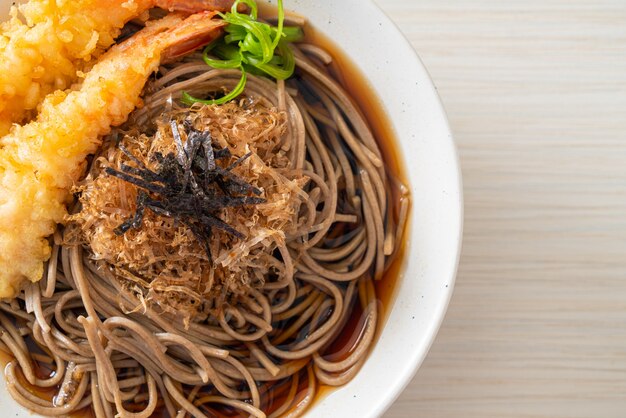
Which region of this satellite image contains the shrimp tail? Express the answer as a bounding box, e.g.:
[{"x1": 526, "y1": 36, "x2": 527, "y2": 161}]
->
[{"x1": 162, "y1": 12, "x2": 228, "y2": 62}]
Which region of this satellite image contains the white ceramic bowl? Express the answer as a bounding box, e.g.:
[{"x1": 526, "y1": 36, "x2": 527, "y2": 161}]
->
[{"x1": 0, "y1": 0, "x2": 462, "y2": 417}]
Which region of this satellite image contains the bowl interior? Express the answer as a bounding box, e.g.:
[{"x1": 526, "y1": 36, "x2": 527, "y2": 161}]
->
[{"x1": 0, "y1": 1, "x2": 462, "y2": 417}]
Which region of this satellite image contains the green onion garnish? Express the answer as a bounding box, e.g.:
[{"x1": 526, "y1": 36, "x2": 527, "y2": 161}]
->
[
  {"x1": 181, "y1": 69, "x2": 247, "y2": 106},
  {"x1": 182, "y1": 0, "x2": 304, "y2": 106}
]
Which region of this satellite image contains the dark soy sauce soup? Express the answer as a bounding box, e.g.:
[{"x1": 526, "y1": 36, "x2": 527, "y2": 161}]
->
[
  {"x1": 292, "y1": 12, "x2": 409, "y2": 408},
  {"x1": 2, "y1": 4, "x2": 409, "y2": 418}
]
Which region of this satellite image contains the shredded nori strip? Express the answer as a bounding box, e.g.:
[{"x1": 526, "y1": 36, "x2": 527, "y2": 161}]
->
[{"x1": 107, "y1": 120, "x2": 265, "y2": 259}]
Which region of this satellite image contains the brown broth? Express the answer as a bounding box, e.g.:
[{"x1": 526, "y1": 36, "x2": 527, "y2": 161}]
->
[
  {"x1": 0, "y1": 348, "x2": 95, "y2": 418},
  {"x1": 1, "y1": 4, "x2": 409, "y2": 417},
  {"x1": 282, "y1": 8, "x2": 411, "y2": 408}
]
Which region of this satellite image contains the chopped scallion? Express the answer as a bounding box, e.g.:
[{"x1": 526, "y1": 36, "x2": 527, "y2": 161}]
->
[
  {"x1": 183, "y1": 0, "x2": 304, "y2": 106},
  {"x1": 181, "y1": 69, "x2": 247, "y2": 106}
]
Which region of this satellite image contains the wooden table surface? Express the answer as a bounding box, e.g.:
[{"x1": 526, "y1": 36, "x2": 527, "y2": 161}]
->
[{"x1": 374, "y1": 1, "x2": 626, "y2": 417}]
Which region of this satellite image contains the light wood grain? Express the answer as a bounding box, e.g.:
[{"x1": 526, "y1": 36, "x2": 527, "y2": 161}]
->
[{"x1": 374, "y1": 0, "x2": 626, "y2": 417}]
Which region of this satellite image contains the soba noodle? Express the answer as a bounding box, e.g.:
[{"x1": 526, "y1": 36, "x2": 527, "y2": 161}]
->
[{"x1": 0, "y1": 41, "x2": 409, "y2": 418}]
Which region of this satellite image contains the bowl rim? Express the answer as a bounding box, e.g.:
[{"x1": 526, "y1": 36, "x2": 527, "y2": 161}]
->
[{"x1": 362, "y1": 3, "x2": 462, "y2": 416}]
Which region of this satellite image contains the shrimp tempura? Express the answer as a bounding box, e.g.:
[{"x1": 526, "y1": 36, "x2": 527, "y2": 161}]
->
[
  {"x1": 0, "y1": 12, "x2": 225, "y2": 298},
  {"x1": 0, "y1": 0, "x2": 235, "y2": 136}
]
